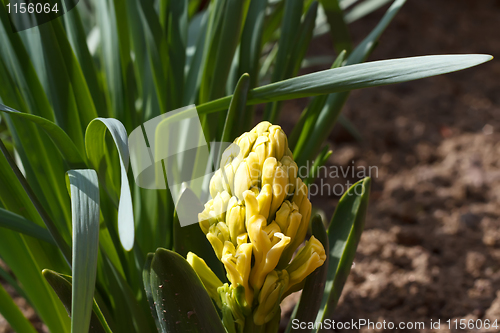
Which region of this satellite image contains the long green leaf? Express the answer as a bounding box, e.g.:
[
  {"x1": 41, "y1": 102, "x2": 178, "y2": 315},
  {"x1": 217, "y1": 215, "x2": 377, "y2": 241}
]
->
[
  {"x1": 0, "y1": 103, "x2": 86, "y2": 166},
  {"x1": 0, "y1": 6, "x2": 55, "y2": 121},
  {"x1": 0, "y1": 207, "x2": 55, "y2": 244},
  {"x1": 67, "y1": 170, "x2": 100, "y2": 333},
  {"x1": 150, "y1": 248, "x2": 226, "y2": 332},
  {"x1": 64, "y1": 6, "x2": 108, "y2": 115},
  {"x1": 268, "y1": 1, "x2": 319, "y2": 122},
  {"x1": 296, "y1": 0, "x2": 405, "y2": 164},
  {"x1": 263, "y1": 0, "x2": 304, "y2": 121},
  {"x1": 287, "y1": 215, "x2": 329, "y2": 333},
  {"x1": 197, "y1": 54, "x2": 492, "y2": 115},
  {"x1": 0, "y1": 138, "x2": 71, "y2": 262},
  {"x1": 317, "y1": 177, "x2": 371, "y2": 326},
  {"x1": 86, "y1": 118, "x2": 135, "y2": 251},
  {"x1": 142, "y1": 253, "x2": 160, "y2": 331},
  {"x1": 221, "y1": 73, "x2": 251, "y2": 144},
  {"x1": 0, "y1": 283, "x2": 37, "y2": 333},
  {"x1": 344, "y1": 0, "x2": 393, "y2": 23},
  {"x1": 319, "y1": 0, "x2": 352, "y2": 54},
  {"x1": 43, "y1": 269, "x2": 112, "y2": 333},
  {"x1": 0, "y1": 148, "x2": 70, "y2": 332}
]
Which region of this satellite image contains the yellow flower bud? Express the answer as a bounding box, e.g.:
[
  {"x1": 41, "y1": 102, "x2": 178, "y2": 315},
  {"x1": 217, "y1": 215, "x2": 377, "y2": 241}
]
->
[
  {"x1": 285, "y1": 236, "x2": 326, "y2": 292},
  {"x1": 234, "y1": 152, "x2": 260, "y2": 201},
  {"x1": 187, "y1": 252, "x2": 223, "y2": 307},
  {"x1": 270, "y1": 165, "x2": 288, "y2": 218},
  {"x1": 225, "y1": 196, "x2": 246, "y2": 244},
  {"x1": 221, "y1": 241, "x2": 254, "y2": 307},
  {"x1": 247, "y1": 215, "x2": 290, "y2": 290},
  {"x1": 262, "y1": 157, "x2": 278, "y2": 188},
  {"x1": 251, "y1": 121, "x2": 272, "y2": 135},
  {"x1": 199, "y1": 200, "x2": 217, "y2": 234},
  {"x1": 209, "y1": 169, "x2": 225, "y2": 199},
  {"x1": 280, "y1": 156, "x2": 298, "y2": 195},
  {"x1": 235, "y1": 132, "x2": 258, "y2": 159},
  {"x1": 268, "y1": 125, "x2": 287, "y2": 161},
  {"x1": 274, "y1": 201, "x2": 302, "y2": 243},
  {"x1": 253, "y1": 270, "x2": 289, "y2": 326},
  {"x1": 213, "y1": 191, "x2": 231, "y2": 222},
  {"x1": 207, "y1": 222, "x2": 230, "y2": 259},
  {"x1": 256, "y1": 184, "x2": 272, "y2": 220}
]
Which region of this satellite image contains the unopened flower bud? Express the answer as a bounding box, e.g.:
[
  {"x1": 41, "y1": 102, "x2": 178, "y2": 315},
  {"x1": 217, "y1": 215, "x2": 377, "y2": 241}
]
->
[
  {"x1": 206, "y1": 222, "x2": 230, "y2": 259},
  {"x1": 285, "y1": 236, "x2": 326, "y2": 292},
  {"x1": 187, "y1": 252, "x2": 223, "y2": 307},
  {"x1": 247, "y1": 215, "x2": 290, "y2": 290},
  {"x1": 225, "y1": 197, "x2": 246, "y2": 244},
  {"x1": 221, "y1": 241, "x2": 253, "y2": 307},
  {"x1": 253, "y1": 270, "x2": 289, "y2": 325}
]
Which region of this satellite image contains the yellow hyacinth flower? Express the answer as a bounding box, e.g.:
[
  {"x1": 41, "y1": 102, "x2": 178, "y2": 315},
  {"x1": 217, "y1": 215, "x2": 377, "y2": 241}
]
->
[
  {"x1": 253, "y1": 270, "x2": 289, "y2": 326},
  {"x1": 195, "y1": 121, "x2": 326, "y2": 329},
  {"x1": 285, "y1": 236, "x2": 326, "y2": 292}
]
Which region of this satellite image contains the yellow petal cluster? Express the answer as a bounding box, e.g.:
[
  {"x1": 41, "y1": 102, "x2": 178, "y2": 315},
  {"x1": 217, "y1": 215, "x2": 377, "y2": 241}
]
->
[{"x1": 193, "y1": 121, "x2": 326, "y2": 329}]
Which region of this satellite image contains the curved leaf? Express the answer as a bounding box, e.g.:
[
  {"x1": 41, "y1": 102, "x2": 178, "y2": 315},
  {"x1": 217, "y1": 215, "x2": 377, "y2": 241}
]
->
[
  {"x1": 42, "y1": 269, "x2": 112, "y2": 333},
  {"x1": 0, "y1": 208, "x2": 55, "y2": 244},
  {"x1": 150, "y1": 248, "x2": 225, "y2": 332},
  {"x1": 0, "y1": 104, "x2": 86, "y2": 166},
  {"x1": 67, "y1": 170, "x2": 100, "y2": 333},
  {"x1": 317, "y1": 177, "x2": 371, "y2": 326},
  {"x1": 0, "y1": 283, "x2": 37, "y2": 333},
  {"x1": 85, "y1": 118, "x2": 134, "y2": 251}
]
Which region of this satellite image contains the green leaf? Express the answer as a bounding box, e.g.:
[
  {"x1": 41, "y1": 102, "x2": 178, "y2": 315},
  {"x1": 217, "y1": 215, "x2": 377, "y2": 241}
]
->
[
  {"x1": 85, "y1": 118, "x2": 135, "y2": 251},
  {"x1": 0, "y1": 139, "x2": 71, "y2": 262},
  {"x1": 149, "y1": 248, "x2": 226, "y2": 332},
  {"x1": 0, "y1": 104, "x2": 86, "y2": 166},
  {"x1": 268, "y1": 1, "x2": 319, "y2": 123},
  {"x1": 95, "y1": 0, "x2": 127, "y2": 120},
  {"x1": 142, "y1": 253, "x2": 160, "y2": 331},
  {"x1": 0, "y1": 207, "x2": 55, "y2": 245},
  {"x1": 263, "y1": 0, "x2": 304, "y2": 121},
  {"x1": 344, "y1": 0, "x2": 393, "y2": 24},
  {"x1": 164, "y1": 0, "x2": 188, "y2": 109},
  {"x1": 290, "y1": 50, "x2": 346, "y2": 155},
  {"x1": 42, "y1": 269, "x2": 112, "y2": 333},
  {"x1": 317, "y1": 177, "x2": 371, "y2": 324},
  {"x1": 0, "y1": 7, "x2": 55, "y2": 121},
  {"x1": 197, "y1": 54, "x2": 492, "y2": 115},
  {"x1": 305, "y1": 146, "x2": 333, "y2": 185},
  {"x1": 319, "y1": 0, "x2": 352, "y2": 54},
  {"x1": 221, "y1": 73, "x2": 251, "y2": 144},
  {"x1": 67, "y1": 170, "x2": 101, "y2": 333},
  {"x1": 287, "y1": 215, "x2": 329, "y2": 333},
  {"x1": 295, "y1": 0, "x2": 406, "y2": 164},
  {"x1": 0, "y1": 283, "x2": 37, "y2": 333},
  {"x1": 0, "y1": 265, "x2": 30, "y2": 303},
  {"x1": 64, "y1": 6, "x2": 107, "y2": 115}
]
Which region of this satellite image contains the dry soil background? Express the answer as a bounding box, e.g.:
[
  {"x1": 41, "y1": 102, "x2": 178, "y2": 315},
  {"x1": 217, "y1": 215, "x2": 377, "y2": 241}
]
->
[
  {"x1": 2, "y1": 0, "x2": 500, "y2": 332},
  {"x1": 280, "y1": 0, "x2": 500, "y2": 332}
]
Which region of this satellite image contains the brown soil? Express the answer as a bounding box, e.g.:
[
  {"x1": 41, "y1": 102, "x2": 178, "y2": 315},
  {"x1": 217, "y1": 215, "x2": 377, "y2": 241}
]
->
[{"x1": 281, "y1": 0, "x2": 500, "y2": 332}]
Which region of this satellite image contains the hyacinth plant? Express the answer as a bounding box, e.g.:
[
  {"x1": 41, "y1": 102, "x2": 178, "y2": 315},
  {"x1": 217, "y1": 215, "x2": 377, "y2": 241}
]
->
[{"x1": 0, "y1": 0, "x2": 492, "y2": 332}]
